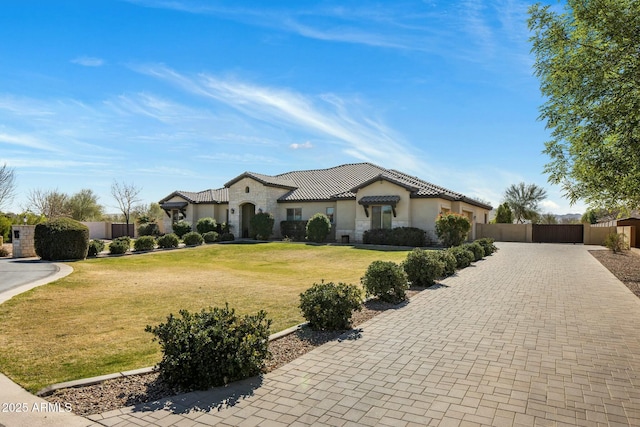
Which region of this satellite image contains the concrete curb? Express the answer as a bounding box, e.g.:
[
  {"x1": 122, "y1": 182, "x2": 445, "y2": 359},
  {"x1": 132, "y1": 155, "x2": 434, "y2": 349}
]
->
[
  {"x1": 36, "y1": 322, "x2": 311, "y2": 397},
  {"x1": 0, "y1": 260, "x2": 73, "y2": 305}
]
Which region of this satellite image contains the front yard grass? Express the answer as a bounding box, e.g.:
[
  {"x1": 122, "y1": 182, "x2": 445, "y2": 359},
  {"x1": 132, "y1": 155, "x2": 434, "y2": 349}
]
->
[{"x1": 0, "y1": 242, "x2": 409, "y2": 392}]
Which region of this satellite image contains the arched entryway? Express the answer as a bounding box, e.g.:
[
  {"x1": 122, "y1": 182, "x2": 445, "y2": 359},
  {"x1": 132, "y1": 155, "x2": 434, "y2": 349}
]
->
[{"x1": 240, "y1": 203, "x2": 255, "y2": 238}]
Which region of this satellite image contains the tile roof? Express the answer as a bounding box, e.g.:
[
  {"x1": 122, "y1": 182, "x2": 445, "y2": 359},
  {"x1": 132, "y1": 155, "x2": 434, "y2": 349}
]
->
[
  {"x1": 159, "y1": 188, "x2": 229, "y2": 204},
  {"x1": 270, "y1": 163, "x2": 491, "y2": 209},
  {"x1": 160, "y1": 163, "x2": 491, "y2": 210}
]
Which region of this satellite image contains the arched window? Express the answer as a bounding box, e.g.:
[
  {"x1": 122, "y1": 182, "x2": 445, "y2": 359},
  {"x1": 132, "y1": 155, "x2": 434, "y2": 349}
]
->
[{"x1": 245, "y1": 186, "x2": 250, "y2": 193}]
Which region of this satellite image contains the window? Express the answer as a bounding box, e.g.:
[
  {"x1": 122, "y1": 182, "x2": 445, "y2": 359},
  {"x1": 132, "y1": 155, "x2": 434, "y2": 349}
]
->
[
  {"x1": 245, "y1": 186, "x2": 250, "y2": 193},
  {"x1": 171, "y1": 209, "x2": 184, "y2": 222},
  {"x1": 326, "y1": 207, "x2": 335, "y2": 223},
  {"x1": 287, "y1": 208, "x2": 302, "y2": 221},
  {"x1": 371, "y1": 205, "x2": 392, "y2": 229}
]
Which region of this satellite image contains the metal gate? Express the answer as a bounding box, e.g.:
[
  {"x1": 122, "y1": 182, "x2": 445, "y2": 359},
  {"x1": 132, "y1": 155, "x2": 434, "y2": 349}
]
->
[
  {"x1": 111, "y1": 223, "x2": 135, "y2": 239},
  {"x1": 532, "y1": 224, "x2": 583, "y2": 243}
]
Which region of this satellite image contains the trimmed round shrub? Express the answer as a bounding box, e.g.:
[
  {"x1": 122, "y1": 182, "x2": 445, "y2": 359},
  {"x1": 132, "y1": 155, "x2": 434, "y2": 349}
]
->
[
  {"x1": 203, "y1": 231, "x2": 219, "y2": 243},
  {"x1": 250, "y1": 212, "x2": 274, "y2": 240},
  {"x1": 463, "y1": 242, "x2": 485, "y2": 261},
  {"x1": 157, "y1": 233, "x2": 180, "y2": 249},
  {"x1": 435, "y1": 213, "x2": 471, "y2": 247},
  {"x1": 475, "y1": 238, "x2": 497, "y2": 256},
  {"x1": 196, "y1": 217, "x2": 217, "y2": 235},
  {"x1": 134, "y1": 235, "x2": 156, "y2": 252},
  {"x1": 306, "y1": 213, "x2": 331, "y2": 243},
  {"x1": 138, "y1": 223, "x2": 161, "y2": 237},
  {"x1": 299, "y1": 281, "x2": 362, "y2": 331},
  {"x1": 109, "y1": 236, "x2": 131, "y2": 255},
  {"x1": 448, "y1": 246, "x2": 474, "y2": 269},
  {"x1": 87, "y1": 239, "x2": 105, "y2": 257},
  {"x1": 183, "y1": 231, "x2": 204, "y2": 246},
  {"x1": 434, "y1": 250, "x2": 457, "y2": 277},
  {"x1": 172, "y1": 220, "x2": 192, "y2": 238},
  {"x1": 146, "y1": 304, "x2": 272, "y2": 390},
  {"x1": 35, "y1": 218, "x2": 89, "y2": 261},
  {"x1": 361, "y1": 260, "x2": 409, "y2": 303},
  {"x1": 402, "y1": 249, "x2": 445, "y2": 287},
  {"x1": 220, "y1": 232, "x2": 235, "y2": 242}
]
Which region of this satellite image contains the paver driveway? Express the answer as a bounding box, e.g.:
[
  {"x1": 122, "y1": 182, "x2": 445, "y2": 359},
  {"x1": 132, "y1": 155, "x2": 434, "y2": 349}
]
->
[{"x1": 89, "y1": 243, "x2": 640, "y2": 426}]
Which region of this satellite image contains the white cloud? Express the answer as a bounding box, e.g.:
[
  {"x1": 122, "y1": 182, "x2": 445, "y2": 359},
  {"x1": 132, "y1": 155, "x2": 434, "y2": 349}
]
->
[
  {"x1": 540, "y1": 199, "x2": 560, "y2": 211},
  {"x1": 71, "y1": 56, "x2": 105, "y2": 67},
  {"x1": 290, "y1": 141, "x2": 313, "y2": 149},
  {"x1": 0, "y1": 131, "x2": 58, "y2": 152},
  {"x1": 135, "y1": 65, "x2": 428, "y2": 173}
]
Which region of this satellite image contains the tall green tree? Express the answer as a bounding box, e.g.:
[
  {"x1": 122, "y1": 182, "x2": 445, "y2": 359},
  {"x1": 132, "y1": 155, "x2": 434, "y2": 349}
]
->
[
  {"x1": 503, "y1": 183, "x2": 548, "y2": 224},
  {"x1": 528, "y1": 1, "x2": 640, "y2": 211},
  {"x1": 66, "y1": 189, "x2": 104, "y2": 221},
  {"x1": 494, "y1": 203, "x2": 513, "y2": 224}
]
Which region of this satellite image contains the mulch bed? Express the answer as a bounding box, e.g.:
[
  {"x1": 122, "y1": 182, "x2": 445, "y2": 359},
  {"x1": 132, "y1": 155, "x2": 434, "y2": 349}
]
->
[
  {"x1": 590, "y1": 249, "x2": 640, "y2": 298},
  {"x1": 45, "y1": 289, "x2": 422, "y2": 416}
]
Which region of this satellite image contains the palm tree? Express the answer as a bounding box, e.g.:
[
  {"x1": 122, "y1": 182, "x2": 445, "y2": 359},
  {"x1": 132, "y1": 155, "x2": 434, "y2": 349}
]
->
[{"x1": 503, "y1": 183, "x2": 547, "y2": 223}]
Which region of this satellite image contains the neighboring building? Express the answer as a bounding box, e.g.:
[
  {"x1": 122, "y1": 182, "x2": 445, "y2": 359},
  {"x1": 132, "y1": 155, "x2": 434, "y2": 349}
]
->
[{"x1": 159, "y1": 163, "x2": 492, "y2": 243}]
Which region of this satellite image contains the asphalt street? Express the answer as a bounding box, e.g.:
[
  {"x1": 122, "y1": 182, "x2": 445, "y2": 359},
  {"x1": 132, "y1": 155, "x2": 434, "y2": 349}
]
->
[{"x1": 0, "y1": 258, "x2": 59, "y2": 294}]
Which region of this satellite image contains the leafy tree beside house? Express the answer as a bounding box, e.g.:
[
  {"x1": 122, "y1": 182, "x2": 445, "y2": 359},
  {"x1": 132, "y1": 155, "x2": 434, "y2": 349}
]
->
[
  {"x1": 503, "y1": 183, "x2": 547, "y2": 224},
  {"x1": 529, "y1": 1, "x2": 640, "y2": 211}
]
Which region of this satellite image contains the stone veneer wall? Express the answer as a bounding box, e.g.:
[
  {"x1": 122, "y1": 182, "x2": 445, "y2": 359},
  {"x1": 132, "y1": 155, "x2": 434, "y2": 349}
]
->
[{"x1": 12, "y1": 225, "x2": 37, "y2": 258}]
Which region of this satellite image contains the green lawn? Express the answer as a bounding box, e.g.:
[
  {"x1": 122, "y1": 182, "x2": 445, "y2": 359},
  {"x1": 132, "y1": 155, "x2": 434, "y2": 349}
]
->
[{"x1": 0, "y1": 242, "x2": 410, "y2": 392}]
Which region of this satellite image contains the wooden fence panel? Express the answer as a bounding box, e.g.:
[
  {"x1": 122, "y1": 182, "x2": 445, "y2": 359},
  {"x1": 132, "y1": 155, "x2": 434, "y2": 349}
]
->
[{"x1": 532, "y1": 224, "x2": 583, "y2": 243}]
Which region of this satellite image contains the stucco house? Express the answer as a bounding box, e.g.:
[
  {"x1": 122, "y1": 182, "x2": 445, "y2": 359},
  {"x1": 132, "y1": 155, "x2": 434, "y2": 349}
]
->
[{"x1": 159, "y1": 163, "x2": 492, "y2": 243}]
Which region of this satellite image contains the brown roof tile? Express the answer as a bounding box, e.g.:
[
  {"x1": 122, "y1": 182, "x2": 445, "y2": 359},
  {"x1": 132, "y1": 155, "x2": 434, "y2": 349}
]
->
[{"x1": 160, "y1": 163, "x2": 491, "y2": 210}]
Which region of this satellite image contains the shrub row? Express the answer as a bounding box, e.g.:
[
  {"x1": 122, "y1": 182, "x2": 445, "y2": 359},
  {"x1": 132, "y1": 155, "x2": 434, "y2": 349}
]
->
[
  {"x1": 100, "y1": 229, "x2": 236, "y2": 256},
  {"x1": 362, "y1": 227, "x2": 429, "y2": 247},
  {"x1": 279, "y1": 213, "x2": 333, "y2": 243},
  {"x1": 148, "y1": 237, "x2": 498, "y2": 391},
  {"x1": 361, "y1": 238, "x2": 498, "y2": 302}
]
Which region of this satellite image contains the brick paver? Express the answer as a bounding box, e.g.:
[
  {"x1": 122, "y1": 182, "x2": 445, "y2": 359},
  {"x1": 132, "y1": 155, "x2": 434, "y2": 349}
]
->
[{"x1": 89, "y1": 243, "x2": 640, "y2": 426}]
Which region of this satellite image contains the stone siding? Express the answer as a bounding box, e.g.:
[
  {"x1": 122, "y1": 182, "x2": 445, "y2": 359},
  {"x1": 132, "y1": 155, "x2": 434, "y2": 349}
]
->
[{"x1": 12, "y1": 225, "x2": 37, "y2": 258}]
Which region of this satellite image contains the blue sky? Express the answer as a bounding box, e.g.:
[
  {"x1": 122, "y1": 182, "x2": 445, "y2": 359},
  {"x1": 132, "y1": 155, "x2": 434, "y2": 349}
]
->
[{"x1": 0, "y1": 0, "x2": 583, "y2": 215}]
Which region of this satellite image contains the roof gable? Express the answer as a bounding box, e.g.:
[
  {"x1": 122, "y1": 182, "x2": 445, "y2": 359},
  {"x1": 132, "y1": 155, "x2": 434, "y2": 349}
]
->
[
  {"x1": 224, "y1": 172, "x2": 297, "y2": 190},
  {"x1": 159, "y1": 188, "x2": 228, "y2": 204},
  {"x1": 350, "y1": 173, "x2": 419, "y2": 193}
]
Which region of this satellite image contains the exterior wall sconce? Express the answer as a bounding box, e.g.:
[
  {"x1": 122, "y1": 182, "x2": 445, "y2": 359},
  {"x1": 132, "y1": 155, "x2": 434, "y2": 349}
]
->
[{"x1": 231, "y1": 208, "x2": 235, "y2": 214}]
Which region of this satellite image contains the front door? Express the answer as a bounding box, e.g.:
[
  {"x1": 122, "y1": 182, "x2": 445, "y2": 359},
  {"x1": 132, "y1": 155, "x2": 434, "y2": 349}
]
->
[{"x1": 241, "y1": 203, "x2": 255, "y2": 238}]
